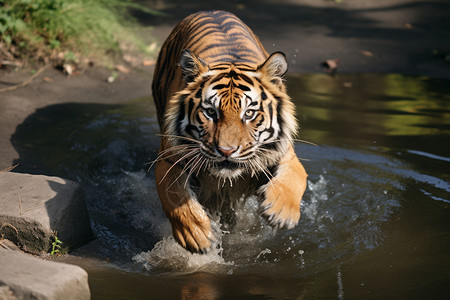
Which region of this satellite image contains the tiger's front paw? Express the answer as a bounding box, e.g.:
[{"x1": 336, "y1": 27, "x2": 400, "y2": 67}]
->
[
  {"x1": 259, "y1": 147, "x2": 307, "y2": 229},
  {"x1": 169, "y1": 200, "x2": 214, "y2": 254},
  {"x1": 260, "y1": 189, "x2": 301, "y2": 230}
]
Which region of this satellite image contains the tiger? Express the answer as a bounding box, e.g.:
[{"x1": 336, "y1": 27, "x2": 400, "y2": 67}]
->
[{"x1": 151, "y1": 10, "x2": 307, "y2": 254}]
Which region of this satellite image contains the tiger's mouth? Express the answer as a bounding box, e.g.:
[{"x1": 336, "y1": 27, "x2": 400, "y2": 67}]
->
[
  {"x1": 206, "y1": 157, "x2": 247, "y2": 179},
  {"x1": 199, "y1": 145, "x2": 246, "y2": 170},
  {"x1": 197, "y1": 144, "x2": 257, "y2": 178},
  {"x1": 209, "y1": 161, "x2": 244, "y2": 179},
  {"x1": 214, "y1": 159, "x2": 241, "y2": 170}
]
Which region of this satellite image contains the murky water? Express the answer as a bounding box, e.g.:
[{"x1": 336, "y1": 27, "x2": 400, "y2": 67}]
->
[{"x1": 11, "y1": 74, "x2": 450, "y2": 299}]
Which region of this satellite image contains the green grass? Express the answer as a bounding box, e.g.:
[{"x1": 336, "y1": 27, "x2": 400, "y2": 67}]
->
[
  {"x1": 50, "y1": 234, "x2": 63, "y2": 256},
  {"x1": 0, "y1": 0, "x2": 160, "y2": 66}
]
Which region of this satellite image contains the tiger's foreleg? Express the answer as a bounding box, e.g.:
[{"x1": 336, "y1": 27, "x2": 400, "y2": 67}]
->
[
  {"x1": 155, "y1": 156, "x2": 214, "y2": 253},
  {"x1": 259, "y1": 144, "x2": 307, "y2": 229}
]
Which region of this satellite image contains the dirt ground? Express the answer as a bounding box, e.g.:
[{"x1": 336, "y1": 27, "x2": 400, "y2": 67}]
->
[{"x1": 1, "y1": 0, "x2": 449, "y2": 171}]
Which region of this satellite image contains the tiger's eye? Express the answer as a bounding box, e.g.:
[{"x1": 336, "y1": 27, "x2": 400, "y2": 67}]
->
[
  {"x1": 205, "y1": 107, "x2": 216, "y2": 117},
  {"x1": 244, "y1": 109, "x2": 256, "y2": 119}
]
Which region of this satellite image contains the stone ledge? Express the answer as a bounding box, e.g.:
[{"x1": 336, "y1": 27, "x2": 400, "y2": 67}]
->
[
  {"x1": 0, "y1": 246, "x2": 90, "y2": 300},
  {"x1": 0, "y1": 172, "x2": 93, "y2": 254}
]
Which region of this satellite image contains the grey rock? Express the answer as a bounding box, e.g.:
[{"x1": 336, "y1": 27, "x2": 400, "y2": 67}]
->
[
  {"x1": 0, "y1": 247, "x2": 90, "y2": 300},
  {"x1": 0, "y1": 172, "x2": 93, "y2": 254}
]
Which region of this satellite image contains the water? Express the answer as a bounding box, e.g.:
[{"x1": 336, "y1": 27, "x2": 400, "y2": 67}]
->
[{"x1": 11, "y1": 74, "x2": 450, "y2": 299}]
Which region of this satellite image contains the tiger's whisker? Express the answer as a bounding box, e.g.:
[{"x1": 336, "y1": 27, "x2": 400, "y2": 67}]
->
[
  {"x1": 166, "y1": 153, "x2": 201, "y2": 190},
  {"x1": 195, "y1": 157, "x2": 208, "y2": 177},
  {"x1": 156, "y1": 144, "x2": 198, "y2": 158},
  {"x1": 159, "y1": 149, "x2": 199, "y2": 184},
  {"x1": 157, "y1": 145, "x2": 198, "y2": 161},
  {"x1": 147, "y1": 144, "x2": 198, "y2": 172},
  {"x1": 158, "y1": 134, "x2": 202, "y2": 144},
  {"x1": 258, "y1": 137, "x2": 317, "y2": 147},
  {"x1": 184, "y1": 155, "x2": 204, "y2": 187},
  {"x1": 248, "y1": 155, "x2": 274, "y2": 188},
  {"x1": 292, "y1": 138, "x2": 318, "y2": 146},
  {"x1": 165, "y1": 153, "x2": 200, "y2": 189}
]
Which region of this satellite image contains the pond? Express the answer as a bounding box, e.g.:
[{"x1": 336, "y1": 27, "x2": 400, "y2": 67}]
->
[{"x1": 11, "y1": 73, "x2": 450, "y2": 299}]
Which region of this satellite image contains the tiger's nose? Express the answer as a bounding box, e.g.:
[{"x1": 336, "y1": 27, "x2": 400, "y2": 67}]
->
[{"x1": 217, "y1": 146, "x2": 237, "y2": 157}]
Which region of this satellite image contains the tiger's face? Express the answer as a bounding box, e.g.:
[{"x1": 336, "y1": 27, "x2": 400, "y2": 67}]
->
[{"x1": 164, "y1": 50, "x2": 297, "y2": 180}]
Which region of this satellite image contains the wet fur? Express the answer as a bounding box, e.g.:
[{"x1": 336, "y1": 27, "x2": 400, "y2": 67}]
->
[{"x1": 152, "y1": 10, "x2": 307, "y2": 253}]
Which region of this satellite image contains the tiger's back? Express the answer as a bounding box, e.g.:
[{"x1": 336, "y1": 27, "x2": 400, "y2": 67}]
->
[{"x1": 152, "y1": 10, "x2": 268, "y2": 125}]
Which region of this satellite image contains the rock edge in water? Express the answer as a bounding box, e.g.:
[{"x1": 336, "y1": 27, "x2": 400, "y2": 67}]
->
[
  {"x1": 0, "y1": 172, "x2": 94, "y2": 254},
  {"x1": 0, "y1": 244, "x2": 90, "y2": 300}
]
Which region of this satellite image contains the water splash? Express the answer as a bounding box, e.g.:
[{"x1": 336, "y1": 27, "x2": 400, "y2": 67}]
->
[
  {"x1": 302, "y1": 175, "x2": 328, "y2": 221},
  {"x1": 133, "y1": 222, "x2": 233, "y2": 274},
  {"x1": 132, "y1": 164, "x2": 401, "y2": 275},
  {"x1": 132, "y1": 195, "x2": 278, "y2": 273}
]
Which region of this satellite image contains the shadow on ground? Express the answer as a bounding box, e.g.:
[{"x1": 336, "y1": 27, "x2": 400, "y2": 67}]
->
[
  {"x1": 136, "y1": 0, "x2": 450, "y2": 76},
  {"x1": 10, "y1": 100, "x2": 162, "y2": 262}
]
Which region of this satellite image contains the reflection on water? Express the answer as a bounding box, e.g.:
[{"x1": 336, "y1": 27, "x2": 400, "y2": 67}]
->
[{"x1": 11, "y1": 74, "x2": 450, "y2": 299}]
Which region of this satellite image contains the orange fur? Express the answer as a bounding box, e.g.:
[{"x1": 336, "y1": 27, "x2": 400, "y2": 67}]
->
[
  {"x1": 260, "y1": 145, "x2": 307, "y2": 229},
  {"x1": 155, "y1": 142, "x2": 213, "y2": 253},
  {"x1": 152, "y1": 11, "x2": 307, "y2": 253}
]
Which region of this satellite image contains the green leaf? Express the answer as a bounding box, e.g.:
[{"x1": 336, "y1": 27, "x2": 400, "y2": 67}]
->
[
  {"x1": 4, "y1": 35, "x2": 12, "y2": 45},
  {"x1": 49, "y1": 39, "x2": 60, "y2": 49}
]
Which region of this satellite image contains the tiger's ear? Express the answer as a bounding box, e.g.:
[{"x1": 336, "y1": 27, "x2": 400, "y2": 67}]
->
[
  {"x1": 258, "y1": 52, "x2": 288, "y2": 86},
  {"x1": 179, "y1": 49, "x2": 207, "y2": 83}
]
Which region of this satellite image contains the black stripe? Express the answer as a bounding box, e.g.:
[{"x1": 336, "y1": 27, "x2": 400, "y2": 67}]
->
[
  {"x1": 195, "y1": 87, "x2": 203, "y2": 99},
  {"x1": 268, "y1": 102, "x2": 273, "y2": 126},
  {"x1": 275, "y1": 96, "x2": 284, "y2": 136},
  {"x1": 184, "y1": 14, "x2": 214, "y2": 42},
  {"x1": 255, "y1": 114, "x2": 265, "y2": 127},
  {"x1": 188, "y1": 27, "x2": 220, "y2": 50},
  {"x1": 213, "y1": 83, "x2": 229, "y2": 90},
  {"x1": 209, "y1": 73, "x2": 227, "y2": 85},
  {"x1": 268, "y1": 164, "x2": 279, "y2": 177},
  {"x1": 261, "y1": 91, "x2": 267, "y2": 100},
  {"x1": 239, "y1": 74, "x2": 253, "y2": 85},
  {"x1": 235, "y1": 62, "x2": 258, "y2": 69},
  {"x1": 198, "y1": 43, "x2": 259, "y2": 57},
  {"x1": 188, "y1": 97, "x2": 195, "y2": 122},
  {"x1": 204, "y1": 95, "x2": 215, "y2": 105},
  {"x1": 260, "y1": 139, "x2": 277, "y2": 150},
  {"x1": 236, "y1": 84, "x2": 251, "y2": 91},
  {"x1": 209, "y1": 66, "x2": 230, "y2": 70},
  {"x1": 218, "y1": 90, "x2": 229, "y2": 98},
  {"x1": 260, "y1": 128, "x2": 275, "y2": 142},
  {"x1": 185, "y1": 125, "x2": 200, "y2": 137},
  {"x1": 175, "y1": 95, "x2": 187, "y2": 135},
  {"x1": 195, "y1": 113, "x2": 203, "y2": 124}
]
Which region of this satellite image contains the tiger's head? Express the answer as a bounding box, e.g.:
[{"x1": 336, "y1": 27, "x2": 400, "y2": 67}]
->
[{"x1": 164, "y1": 49, "x2": 297, "y2": 180}]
